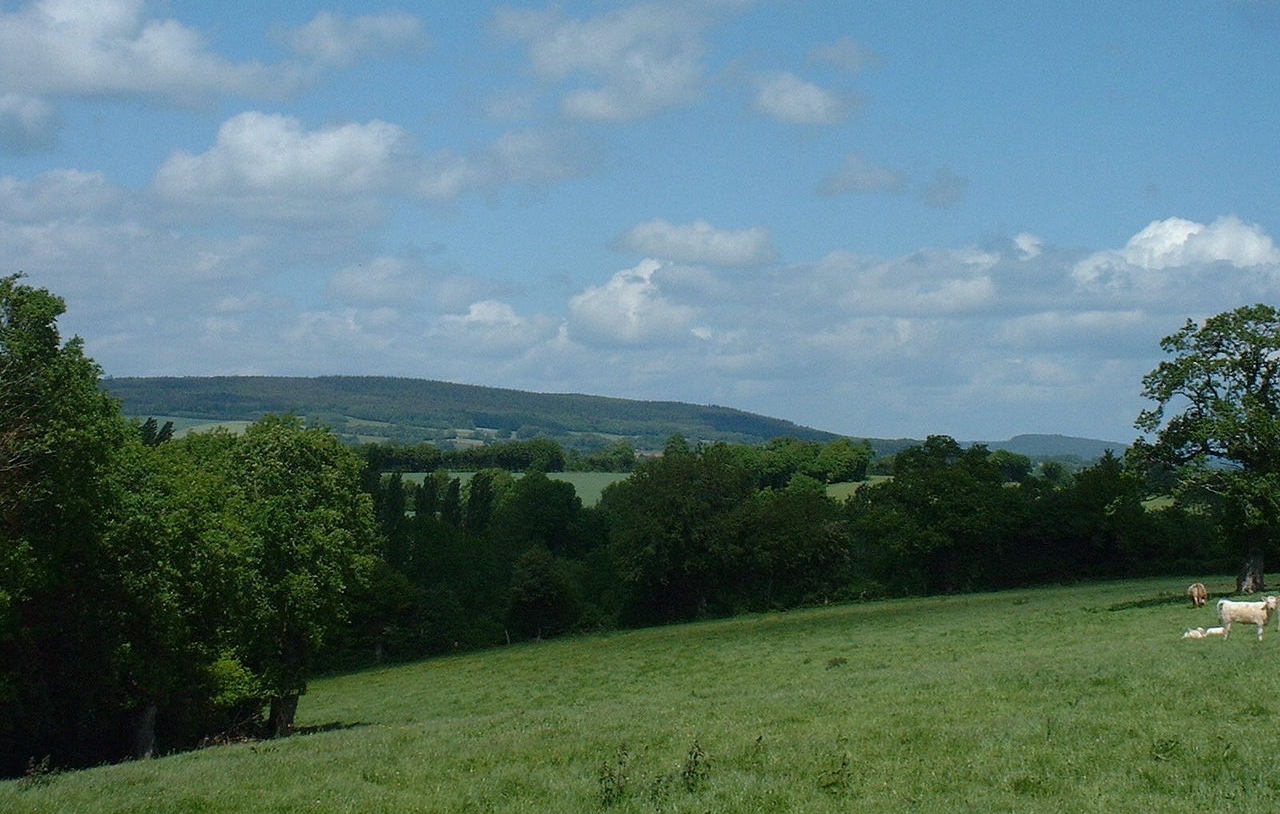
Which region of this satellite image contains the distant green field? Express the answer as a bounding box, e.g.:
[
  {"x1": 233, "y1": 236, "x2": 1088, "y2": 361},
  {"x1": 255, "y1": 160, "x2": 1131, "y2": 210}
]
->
[
  {"x1": 138, "y1": 416, "x2": 253, "y2": 437},
  {"x1": 8, "y1": 574, "x2": 1277, "y2": 813},
  {"x1": 400, "y1": 471, "x2": 629, "y2": 506},
  {"x1": 825, "y1": 474, "x2": 889, "y2": 500}
]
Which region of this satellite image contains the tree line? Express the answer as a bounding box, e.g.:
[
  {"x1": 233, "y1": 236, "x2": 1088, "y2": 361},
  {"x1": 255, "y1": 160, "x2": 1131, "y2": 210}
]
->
[{"x1": 4, "y1": 273, "x2": 1278, "y2": 776}]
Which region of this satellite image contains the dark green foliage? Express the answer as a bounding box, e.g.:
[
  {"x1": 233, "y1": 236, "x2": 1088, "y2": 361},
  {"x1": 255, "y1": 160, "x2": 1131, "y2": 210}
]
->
[
  {"x1": 602, "y1": 442, "x2": 756, "y2": 624},
  {"x1": 1, "y1": 277, "x2": 383, "y2": 772},
  {"x1": 137, "y1": 416, "x2": 174, "y2": 447},
  {"x1": 0, "y1": 275, "x2": 147, "y2": 772},
  {"x1": 489, "y1": 469, "x2": 583, "y2": 556},
  {"x1": 507, "y1": 545, "x2": 581, "y2": 639}
]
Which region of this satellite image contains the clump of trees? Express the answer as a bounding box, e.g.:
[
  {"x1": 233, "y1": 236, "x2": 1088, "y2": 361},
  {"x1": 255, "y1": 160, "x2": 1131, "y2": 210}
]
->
[{"x1": 0, "y1": 276, "x2": 376, "y2": 774}]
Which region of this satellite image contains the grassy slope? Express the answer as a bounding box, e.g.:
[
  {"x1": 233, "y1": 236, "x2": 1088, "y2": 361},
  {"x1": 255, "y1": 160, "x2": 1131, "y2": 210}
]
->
[{"x1": 5, "y1": 576, "x2": 1279, "y2": 813}]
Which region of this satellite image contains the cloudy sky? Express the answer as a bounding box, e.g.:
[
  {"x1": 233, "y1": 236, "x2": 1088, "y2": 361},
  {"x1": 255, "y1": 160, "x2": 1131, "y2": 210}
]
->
[{"x1": 4, "y1": 0, "x2": 1280, "y2": 444}]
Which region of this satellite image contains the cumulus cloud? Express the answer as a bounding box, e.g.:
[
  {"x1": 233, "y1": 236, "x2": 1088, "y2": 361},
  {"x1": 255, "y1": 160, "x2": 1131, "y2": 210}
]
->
[
  {"x1": 567, "y1": 258, "x2": 699, "y2": 345},
  {"x1": 283, "y1": 10, "x2": 427, "y2": 67},
  {"x1": 0, "y1": 169, "x2": 120, "y2": 221},
  {"x1": 495, "y1": 2, "x2": 711, "y2": 120},
  {"x1": 0, "y1": 93, "x2": 60, "y2": 154},
  {"x1": 810, "y1": 248, "x2": 999, "y2": 317},
  {"x1": 327, "y1": 257, "x2": 434, "y2": 309},
  {"x1": 613, "y1": 218, "x2": 776, "y2": 266},
  {"x1": 1072, "y1": 215, "x2": 1280, "y2": 294},
  {"x1": 817, "y1": 153, "x2": 905, "y2": 195},
  {"x1": 0, "y1": 0, "x2": 299, "y2": 102},
  {"x1": 413, "y1": 128, "x2": 592, "y2": 200},
  {"x1": 1013, "y1": 233, "x2": 1043, "y2": 260},
  {"x1": 1123, "y1": 215, "x2": 1279, "y2": 269},
  {"x1": 435, "y1": 300, "x2": 560, "y2": 357},
  {"x1": 150, "y1": 110, "x2": 593, "y2": 226},
  {"x1": 752, "y1": 72, "x2": 851, "y2": 125},
  {"x1": 150, "y1": 112, "x2": 412, "y2": 221}
]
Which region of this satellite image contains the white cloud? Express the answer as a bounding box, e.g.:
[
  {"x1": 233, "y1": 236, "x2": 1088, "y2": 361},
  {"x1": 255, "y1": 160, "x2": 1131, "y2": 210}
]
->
[
  {"x1": 567, "y1": 258, "x2": 699, "y2": 345},
  {"x1": 1072, "y1": 215, "x2": 1280, "y2": 294},
  {"x1": 0, "y1": 169, "x2": 119, "y2": 221},
  {"x1": 1124, "y1": 215, "x2": 1280, "y2": 269},
  {"x1": 435, "y1": 300, "x2": 560, "y2": 357},
  {"x1": 752, "y1": 72, "x2": 851, "y2": 125},
  {"x1": 283, "y1": 10, "x2": 427, "y2": 67},
  {"x1": 495, "y1": 2, "x2": 710, "y2": 121},
  {"x1": 1013, "y1": 233, "x2": 1043, "y2": 260},
  {"x1": 0, "y1": 93, "x2": 60, "y2": 154},
  {"x1": 817, "y1": 153, "x2": 905, "y2": 195},
  {"x1": 413, "y1": 129, "x2": 591, "y2": 201},
  {"x1": 327, "y1": 257, "x2": 433, "y2": 309},
  {"x1": 151, "y1": 122, "x2": 587, "y2": 208},
  {"x1": 805, "y1": 248, "x2": 999, "y2": 317},
  {"x1": 150, "y1": 112, "x2": 413, "y2": 220},
  {"x1": 0, "y1": 0, "x2": 299, "y2": 102},
  {"x1": 613, "y1": 218, "x2": 776, "y2": 266}
]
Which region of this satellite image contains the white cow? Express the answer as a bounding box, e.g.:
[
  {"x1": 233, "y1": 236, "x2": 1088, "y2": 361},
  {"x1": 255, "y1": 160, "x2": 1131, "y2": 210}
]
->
[{"x1": 1217, "y1": 596, "x2": 1279, "y2": 641}]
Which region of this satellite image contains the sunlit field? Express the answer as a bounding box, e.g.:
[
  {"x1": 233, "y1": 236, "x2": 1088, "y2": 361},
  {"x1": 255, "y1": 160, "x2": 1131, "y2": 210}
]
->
[
  {"x1": 5, "y1": 575, "x2": 1279, "y2": 813},
  {"x1": 401, "y1": 471, "x2": 628, "y2": 506}
]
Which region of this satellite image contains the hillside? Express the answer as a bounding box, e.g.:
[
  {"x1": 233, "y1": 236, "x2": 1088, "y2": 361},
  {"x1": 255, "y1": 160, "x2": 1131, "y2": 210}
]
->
[
  {"x1": 3, "y1": 576, "x2": 1271, "y2": 813},
  {"x1": 979, "y1": 433, "x2": 1130, "y2": 460},
  {"x1": 102, "y1": 375, "x2": 842, "y2": 451},
  {"x1": 101, "y1": 375, "x2": 1127, "y2": 459}
]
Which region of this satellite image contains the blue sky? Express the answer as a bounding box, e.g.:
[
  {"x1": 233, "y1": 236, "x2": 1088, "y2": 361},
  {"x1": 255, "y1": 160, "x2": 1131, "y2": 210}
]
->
[{"x1": 3, "y1": 0, "x2": 1280, "y2": 443}]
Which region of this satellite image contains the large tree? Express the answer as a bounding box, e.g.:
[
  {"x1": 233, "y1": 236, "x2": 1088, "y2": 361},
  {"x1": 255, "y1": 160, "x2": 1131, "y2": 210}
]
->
[
  {"x1": 1132, "y1": 304, "x2": 1280, "y2": 591},
  {"x1": 0, "y1": 275, "x2": 146, "y2": 771},
  {"x1": 226, "y1": 415, "x2": 379, "y2": 736}
]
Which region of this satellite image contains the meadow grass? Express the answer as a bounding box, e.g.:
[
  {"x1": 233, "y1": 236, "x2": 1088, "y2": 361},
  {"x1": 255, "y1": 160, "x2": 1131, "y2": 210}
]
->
[
  {"x1": 6, "y1": 575, "x2": 1280, "y2": 813},
  {"x1": 400, "y1": 471, "x2": 628, "y2": 506}
]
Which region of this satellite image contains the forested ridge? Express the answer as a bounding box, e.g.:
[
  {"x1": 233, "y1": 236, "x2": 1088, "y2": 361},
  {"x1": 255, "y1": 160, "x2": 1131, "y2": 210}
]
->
[
  {"x1": 102, "y1": 375, "x2": 844, "y2": 450},
  {"x1": 101, "y1": 375, "x2": 1123, "y2": 462},
  {"x1": 6, "y1": 275, "x2": 1278, "y2": 781}
]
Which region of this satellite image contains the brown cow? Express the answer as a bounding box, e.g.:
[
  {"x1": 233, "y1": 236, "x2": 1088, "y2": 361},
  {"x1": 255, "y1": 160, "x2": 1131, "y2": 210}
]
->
[{"x1": 1187, "y1": 582, "x2": 1208, "y2": 608}]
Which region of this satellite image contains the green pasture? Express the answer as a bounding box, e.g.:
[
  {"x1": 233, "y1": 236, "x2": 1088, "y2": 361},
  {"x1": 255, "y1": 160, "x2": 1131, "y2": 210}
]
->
[
  {"x1": 401, "y1": 471, "x2": 629, "y2": 506},
  {"x1": 6, "y1": 575, "x2": 1280, "y2": 813}
]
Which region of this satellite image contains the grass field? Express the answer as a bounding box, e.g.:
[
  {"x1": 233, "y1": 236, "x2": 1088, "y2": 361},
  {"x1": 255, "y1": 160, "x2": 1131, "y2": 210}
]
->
[
  {"x1": 5, "y1": 575, "x2": 1280, "y2": 813},
  {"x1": 400, "y1": 471, "x2": 629, "y2": 507}
]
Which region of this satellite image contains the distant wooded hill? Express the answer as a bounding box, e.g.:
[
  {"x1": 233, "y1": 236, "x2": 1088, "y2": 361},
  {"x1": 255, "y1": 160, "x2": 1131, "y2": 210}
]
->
[{"x1": 101, "y1": 375, "x2": 1128, "y2": 459}]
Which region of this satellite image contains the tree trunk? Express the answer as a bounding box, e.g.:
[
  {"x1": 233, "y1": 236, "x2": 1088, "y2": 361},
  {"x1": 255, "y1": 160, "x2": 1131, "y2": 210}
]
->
[
  {"x1": 268, "y1": 694, "x2": 299, "y2": 738},
  {"x1": 1237, "y1": 554, "x2": 1266, "y2": 593},
  {"x1": 130, "y1": 703, "x2": 158, "y2": 760}
]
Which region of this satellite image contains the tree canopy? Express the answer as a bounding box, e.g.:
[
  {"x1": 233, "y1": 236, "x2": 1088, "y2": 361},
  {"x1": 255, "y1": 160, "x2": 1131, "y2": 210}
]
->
[{"x1": 1132, "y1": 303, "x2": 1280, "y2": 589}]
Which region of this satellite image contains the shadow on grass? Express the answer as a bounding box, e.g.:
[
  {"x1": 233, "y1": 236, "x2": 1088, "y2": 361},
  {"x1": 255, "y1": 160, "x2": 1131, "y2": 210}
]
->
[
  {"x1": 1102, "y1": 594, "x2": 1190, "y2": 611},
  {"x1": 293, "y1": 721, "x2": 368, "y2": 737}
]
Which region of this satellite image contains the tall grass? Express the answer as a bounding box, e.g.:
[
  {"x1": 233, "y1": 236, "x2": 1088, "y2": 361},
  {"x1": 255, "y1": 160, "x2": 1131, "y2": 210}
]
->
[{"x1": 5, "y1": 576, "x2": 1280, "y2": 813}]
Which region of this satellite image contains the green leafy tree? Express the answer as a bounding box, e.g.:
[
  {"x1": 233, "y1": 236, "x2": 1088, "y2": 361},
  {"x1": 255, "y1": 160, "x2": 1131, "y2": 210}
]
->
[
  {"x1": 489, "y1": 469, "x2": 582, "y2": 557},
  {"x1": 813, "y1": 438, "x2": 873, "y2": 483},
  {"x1": 601, "y1": 439, "x2": 754, "y2": 624},
  {"x1": 228, "y1": 415, "x2": 379, "y2": 736},
  {"x1": 846, "y1": 436, "x2": 1024, "y2": 594},
  {"x1": 0, "y1": 275, "x2": 145, "y2": 771},
  {"x1": 1132, "y1": 304, "x2": 1280, "y2": 591},
  {"x1": 990, "y1": 449, "x2": 1033, "y2": 483},
  {"x1": 507, "y1": 544, "x2": 581, "y2": 639},
  {"x1": 734, "y1": 475, "x2": 850, "y2": 609}
]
